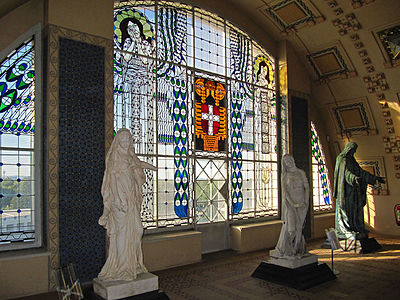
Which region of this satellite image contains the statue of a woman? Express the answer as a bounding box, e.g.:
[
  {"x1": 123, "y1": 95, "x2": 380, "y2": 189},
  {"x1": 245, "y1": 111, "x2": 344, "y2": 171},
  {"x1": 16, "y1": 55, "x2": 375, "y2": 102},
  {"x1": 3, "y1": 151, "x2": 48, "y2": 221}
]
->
[
  {"x1": 274, "y1": 154, "x2": 309, "y2": 257},
  {"x1": 334, "y1": 142, "x2": 384, "y2": 240},
  {"x1": 98, "y1": 128, "x2": 157, "y2": 281}
]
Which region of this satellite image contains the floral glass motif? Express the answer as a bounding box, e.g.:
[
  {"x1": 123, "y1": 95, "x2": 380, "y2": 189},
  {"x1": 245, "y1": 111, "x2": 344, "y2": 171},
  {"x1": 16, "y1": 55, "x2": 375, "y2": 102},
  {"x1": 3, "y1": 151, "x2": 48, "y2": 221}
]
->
[
  {"x1": 0, "y1": 38, "x2": 36, "y2": 243},
  {"x1": 113, "y1": 1, "x2": 279, "y2": 228},
  {"x1": 311, "y1": 122, "x2": 332, "y2": 212}
]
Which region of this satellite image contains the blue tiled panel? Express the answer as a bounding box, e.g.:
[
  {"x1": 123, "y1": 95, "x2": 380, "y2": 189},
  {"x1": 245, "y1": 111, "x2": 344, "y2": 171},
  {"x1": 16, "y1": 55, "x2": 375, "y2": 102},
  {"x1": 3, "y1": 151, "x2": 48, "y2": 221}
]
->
[{"x1": 58, "y1": 37, "x2": 105, "y2": 282}]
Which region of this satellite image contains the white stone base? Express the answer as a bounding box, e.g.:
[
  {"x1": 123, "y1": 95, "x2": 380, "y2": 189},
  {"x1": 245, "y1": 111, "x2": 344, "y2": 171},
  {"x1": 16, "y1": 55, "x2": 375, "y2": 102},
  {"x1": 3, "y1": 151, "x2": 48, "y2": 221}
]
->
[
  {"x1": 268, "y1": 251, "x2": 318, "y2": 269},
  {"x1": 93, "y1": 272, "x2": 158, "y2": 300}
]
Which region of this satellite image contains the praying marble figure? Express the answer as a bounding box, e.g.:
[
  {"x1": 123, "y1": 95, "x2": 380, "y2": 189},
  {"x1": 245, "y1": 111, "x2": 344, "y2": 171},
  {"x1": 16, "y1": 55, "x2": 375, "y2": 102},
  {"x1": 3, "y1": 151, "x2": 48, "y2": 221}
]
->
[{"x1": 98, "y1": 128, "x2": 157, "y2": 281}]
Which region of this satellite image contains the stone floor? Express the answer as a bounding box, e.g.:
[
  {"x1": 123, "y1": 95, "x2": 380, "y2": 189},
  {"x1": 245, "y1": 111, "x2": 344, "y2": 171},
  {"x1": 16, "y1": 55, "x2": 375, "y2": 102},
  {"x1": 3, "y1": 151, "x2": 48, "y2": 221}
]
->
[
  {"x1": 155, "y1": 234, "x2": 400, "y2": 300},
  {"x1": 13, "y1": 234, "x2": 400, "y2": 300}
]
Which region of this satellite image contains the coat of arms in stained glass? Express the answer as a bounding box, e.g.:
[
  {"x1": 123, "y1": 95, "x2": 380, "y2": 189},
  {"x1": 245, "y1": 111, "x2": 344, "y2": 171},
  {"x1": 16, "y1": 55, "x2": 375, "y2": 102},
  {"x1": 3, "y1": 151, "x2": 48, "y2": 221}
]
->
[{"x1": 194, "y1": 78, "x2": 227, "y2": 152}]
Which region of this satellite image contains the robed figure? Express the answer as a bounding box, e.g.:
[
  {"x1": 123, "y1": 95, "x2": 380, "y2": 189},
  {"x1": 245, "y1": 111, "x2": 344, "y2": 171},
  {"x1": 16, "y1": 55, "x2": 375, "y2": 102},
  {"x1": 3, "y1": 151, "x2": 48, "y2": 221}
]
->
[
  {"x1": 98, "y1": 128, "x2": 157, "y2": 281},
  {"x1": 334, "y1": 142, "x2": 384, "y2": 240}
]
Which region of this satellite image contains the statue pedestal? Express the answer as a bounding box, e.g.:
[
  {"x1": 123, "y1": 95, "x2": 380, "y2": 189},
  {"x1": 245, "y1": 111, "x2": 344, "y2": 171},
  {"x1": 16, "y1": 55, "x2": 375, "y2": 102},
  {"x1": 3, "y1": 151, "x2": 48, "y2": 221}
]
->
[
  {"x1": 93, "y1": 272, "x2": 158, "y2": 300},
  {"x1": 268, "y1": 251, "x2": 318, "y2": 269},
  {"x1": 252, "y1": 260, "x2": 336, "y2": 290},
  {"x1": 252, "y1": 253, "x2": 336, "y2": 290}
]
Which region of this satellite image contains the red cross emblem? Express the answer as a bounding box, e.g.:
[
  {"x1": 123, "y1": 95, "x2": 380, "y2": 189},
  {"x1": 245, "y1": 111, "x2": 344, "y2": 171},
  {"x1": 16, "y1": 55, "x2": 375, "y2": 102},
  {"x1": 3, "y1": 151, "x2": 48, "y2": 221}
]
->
[{"x1": 201, "y1": 104, "x2": 220, "y2": 136}]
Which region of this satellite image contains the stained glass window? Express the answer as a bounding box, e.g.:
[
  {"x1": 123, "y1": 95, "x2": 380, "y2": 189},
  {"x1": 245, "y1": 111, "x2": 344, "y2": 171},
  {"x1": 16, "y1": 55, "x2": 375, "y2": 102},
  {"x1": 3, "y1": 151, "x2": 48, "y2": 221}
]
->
[
  {"x1": 311, "y1": 121, "x2": 333, "y2": 212},
  {"x1": 0, "y1": 25, "x2": 41, "y2": 249},
  {"x1": 114, "y1": 1, "x2": 279, "y2": 228}
]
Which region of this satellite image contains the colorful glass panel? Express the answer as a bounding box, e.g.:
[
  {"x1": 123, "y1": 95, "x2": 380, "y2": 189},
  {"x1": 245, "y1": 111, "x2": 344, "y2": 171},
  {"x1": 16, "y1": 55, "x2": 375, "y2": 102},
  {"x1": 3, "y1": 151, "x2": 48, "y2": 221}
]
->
[
  {"x1": 0, "y1": 37, "x2": 36, "y2": 245},
  {"x1": 194, "y1": 78, "x2": 227, "y2": 152},
  {"x1": 113, "y1": 2, "x2": 280, "y2": 228},
  {"x1": 311, "y1": 121, "x2": 332, "y2": 211}
]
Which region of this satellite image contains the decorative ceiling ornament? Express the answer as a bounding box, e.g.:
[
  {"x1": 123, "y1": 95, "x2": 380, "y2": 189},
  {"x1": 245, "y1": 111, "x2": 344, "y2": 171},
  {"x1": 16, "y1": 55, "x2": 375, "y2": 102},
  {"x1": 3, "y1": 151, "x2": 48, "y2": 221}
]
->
[
  {"x1": 350, "y1": 0, "x2": 376, "y2": 9},
  {"x1": 328, "y1": 97, "x2": 377, "y2": 137},
  {"x1": 259, "y1": 0, "x2": 325, "y2": 36},
  {"x1": 376, "y1": 24, "x2": 400, "y2": 68},
  {"x1": 306, "y1": 42, "x2": 357, "y2": 82}
]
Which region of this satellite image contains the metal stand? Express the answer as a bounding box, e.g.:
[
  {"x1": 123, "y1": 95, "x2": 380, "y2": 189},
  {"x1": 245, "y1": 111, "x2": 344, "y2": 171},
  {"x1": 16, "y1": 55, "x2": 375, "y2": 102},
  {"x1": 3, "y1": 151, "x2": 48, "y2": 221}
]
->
[{"x1": 331, "y1": 248, "x2": 340, "y2": 275}]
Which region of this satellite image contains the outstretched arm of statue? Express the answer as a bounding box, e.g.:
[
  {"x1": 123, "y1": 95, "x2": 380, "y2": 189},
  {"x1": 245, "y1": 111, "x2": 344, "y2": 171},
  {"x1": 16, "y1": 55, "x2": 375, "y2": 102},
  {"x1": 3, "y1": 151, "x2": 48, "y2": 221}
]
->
[{"x1": 139, "y1": 161, "x2": 157, "y2": 171}]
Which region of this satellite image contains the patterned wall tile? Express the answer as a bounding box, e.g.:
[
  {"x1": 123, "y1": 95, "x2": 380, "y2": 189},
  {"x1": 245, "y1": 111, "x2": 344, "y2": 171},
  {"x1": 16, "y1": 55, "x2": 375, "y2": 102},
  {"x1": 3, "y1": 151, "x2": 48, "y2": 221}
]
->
[{"x1": 45, "y1": 24, "x2": 113, "y2": 289}]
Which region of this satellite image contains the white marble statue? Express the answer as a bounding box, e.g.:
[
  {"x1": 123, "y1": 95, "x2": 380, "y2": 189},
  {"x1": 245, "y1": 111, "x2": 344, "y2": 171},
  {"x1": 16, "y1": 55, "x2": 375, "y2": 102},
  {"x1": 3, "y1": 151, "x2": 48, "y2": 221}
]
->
[
  {"x1": 98, "y1": 128, "x2": 157, "y2": 281},
  {"x1": 273, "y1": 154, "x2": 309, "y2": 258}
]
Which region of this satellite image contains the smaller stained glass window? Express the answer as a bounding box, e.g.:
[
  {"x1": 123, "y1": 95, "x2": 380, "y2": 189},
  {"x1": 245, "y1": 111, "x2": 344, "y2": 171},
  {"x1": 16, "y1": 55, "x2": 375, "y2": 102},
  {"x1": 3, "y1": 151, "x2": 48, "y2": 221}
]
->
[{"x1": 311, "y1": 122, "x2": 332, "y2": 212}]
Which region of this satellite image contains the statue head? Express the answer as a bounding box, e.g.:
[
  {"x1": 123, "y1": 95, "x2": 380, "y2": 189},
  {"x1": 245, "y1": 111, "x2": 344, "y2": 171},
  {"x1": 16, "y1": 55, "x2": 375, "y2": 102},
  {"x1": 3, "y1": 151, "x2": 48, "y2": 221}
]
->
[
  {"x1": 106, "y1": 129, "x2": 136, "y2": 167},
  {"x1": 342, "y1": 142, "x2": 358, "y2": 156},
  {"x1": 282, "y1": 154, "x2": 296, "y2": 174}
]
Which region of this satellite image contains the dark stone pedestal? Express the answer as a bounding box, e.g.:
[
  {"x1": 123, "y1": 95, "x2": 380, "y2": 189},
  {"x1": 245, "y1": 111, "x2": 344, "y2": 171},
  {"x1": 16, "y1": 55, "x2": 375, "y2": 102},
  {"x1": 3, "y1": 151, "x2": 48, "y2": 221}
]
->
[
  {"x1": 252, "y1": 262, "x2": 336, "y2": 290},
  {"x1": 360, "y1": 237, "x2": 382, "y2": 254}
]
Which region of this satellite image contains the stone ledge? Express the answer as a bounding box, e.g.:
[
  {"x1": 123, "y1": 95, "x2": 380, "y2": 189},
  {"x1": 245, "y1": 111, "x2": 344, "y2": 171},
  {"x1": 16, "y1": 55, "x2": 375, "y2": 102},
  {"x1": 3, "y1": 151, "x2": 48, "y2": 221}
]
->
[
  {"x1": 143, "y1": 231, "x2": 202, "y2": 272},
  {"x1": 231, "y1": 220, "x2": 283, "y2": 253}
]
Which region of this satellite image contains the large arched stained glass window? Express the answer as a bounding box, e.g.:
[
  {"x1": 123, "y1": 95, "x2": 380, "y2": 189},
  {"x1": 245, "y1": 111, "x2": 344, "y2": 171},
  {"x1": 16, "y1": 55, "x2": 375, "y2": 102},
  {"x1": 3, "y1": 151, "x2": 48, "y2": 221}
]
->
[
  {"x1": 0, "y1": 24, "x2": 42, "y2": 250},
  {"x1": 114, "y1": 1, "x2": 279, "y2": 228},
  {"x1": 311, "y1": 121, "x2": 333, "y2": 212}
]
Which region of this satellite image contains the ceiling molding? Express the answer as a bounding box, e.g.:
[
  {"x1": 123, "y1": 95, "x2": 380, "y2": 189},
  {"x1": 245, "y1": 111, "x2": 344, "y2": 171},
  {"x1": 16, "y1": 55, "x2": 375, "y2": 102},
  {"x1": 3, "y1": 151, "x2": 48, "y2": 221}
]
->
[
  {"x1": 328, "y1": 97, "x2": 377, "y2": 137},
  {"x1": 306, "y1": 41, "x2": 357, "y2": 83},
  {"x1": 259, "y1": 0, "x2": 325, "y2": 36}
]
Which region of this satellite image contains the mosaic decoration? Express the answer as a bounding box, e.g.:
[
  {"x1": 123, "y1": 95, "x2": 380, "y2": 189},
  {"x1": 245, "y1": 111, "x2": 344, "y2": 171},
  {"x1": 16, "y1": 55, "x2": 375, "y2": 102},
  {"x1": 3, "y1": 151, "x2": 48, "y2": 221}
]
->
[
  {"x1": 311, "y1": 122, "x2": 331, "y2": 209},
  {"x1": 194, "y1": 78, "x2": 227, "y2": 152},
  {"x1": 0, "y1": 39, "x2": 35, "y2": 135}
]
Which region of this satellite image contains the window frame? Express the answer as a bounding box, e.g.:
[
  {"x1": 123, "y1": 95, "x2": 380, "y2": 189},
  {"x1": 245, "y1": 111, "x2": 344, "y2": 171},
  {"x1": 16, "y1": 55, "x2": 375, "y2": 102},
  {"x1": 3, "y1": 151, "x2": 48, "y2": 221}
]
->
[
  {"x1": 0, "y1": 23, "x2": 43, "y2": 251},
  {"x1": 112, "y1": 2, "x2": 281, "y2": 230}
]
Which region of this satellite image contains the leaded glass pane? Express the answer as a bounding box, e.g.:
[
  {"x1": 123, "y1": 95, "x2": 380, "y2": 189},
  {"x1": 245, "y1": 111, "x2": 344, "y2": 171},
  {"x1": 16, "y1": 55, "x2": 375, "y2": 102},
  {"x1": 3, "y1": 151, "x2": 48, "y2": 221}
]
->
[
  {"x1": 194, "y1": 9, "x2": 225, "y2": 74},
  {"x1": 113, "y1": 2, "x2": 281, "y2": 228},
  {"x1": 311, "y1": 122, "x2": 333, "y2": 212},
  {"x1": 255, "y1": 161, "x2": 279, "y2": 217},
  {"x1": 0, "y1": 36, "x2": 37, "y2": 245},
  {"x1": 195, "y1": 159, "x2": 227, "y2": 224}
]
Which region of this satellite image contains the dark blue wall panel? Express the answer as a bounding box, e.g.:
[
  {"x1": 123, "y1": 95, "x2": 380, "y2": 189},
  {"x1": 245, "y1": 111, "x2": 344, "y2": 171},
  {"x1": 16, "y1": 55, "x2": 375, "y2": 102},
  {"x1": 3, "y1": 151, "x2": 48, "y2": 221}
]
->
[
  {"x1": 58, "y1": 37, "x2": 105, "y2": 282},
  {"x1": 291, "y1": 96, "x2": 311, "y2": 238}
]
